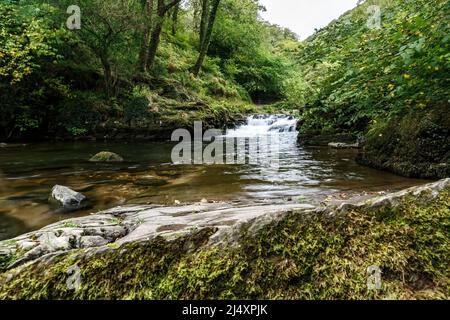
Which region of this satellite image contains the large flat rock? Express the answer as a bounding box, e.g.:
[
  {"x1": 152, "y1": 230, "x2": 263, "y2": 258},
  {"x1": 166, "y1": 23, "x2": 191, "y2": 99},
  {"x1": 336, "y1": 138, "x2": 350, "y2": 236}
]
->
[
  {"x1": 0, "y1": 202, "x2": 314, "y2": 270},
  {"x1": 1, "y1": 178, "x2": 449, "y2": 272}
]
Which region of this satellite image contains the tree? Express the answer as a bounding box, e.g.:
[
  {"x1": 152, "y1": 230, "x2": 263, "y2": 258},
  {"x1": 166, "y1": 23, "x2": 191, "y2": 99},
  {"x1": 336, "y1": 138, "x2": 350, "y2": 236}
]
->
[
  {"x1": 198, "y1": 0, "x2": 209, "y2": 50},
  {"x1": 138, "y1": 0, "x2": 154, "y2": 72},
  {"x1": 171, "y1": 1, "x2": 180, "y2": 36},
  {"x1": 42, "y1": 0, "x2": 140, "y2": 96},
  {"x1": 141, "y1": 0, "x2": 182, "y2": 72},
  {"x1": 192, "y1": 0, "x2": 221, "y2": 76}
]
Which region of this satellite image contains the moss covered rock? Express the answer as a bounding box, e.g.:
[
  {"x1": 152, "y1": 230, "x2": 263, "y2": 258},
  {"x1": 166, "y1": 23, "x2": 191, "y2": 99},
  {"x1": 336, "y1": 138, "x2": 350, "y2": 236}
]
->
[
  {"x1": 0, "y1": 180, "x2": 449, "y2": 300},
  {"x1": 89, "y1": 151, "x2": 124, "y2": 163}
]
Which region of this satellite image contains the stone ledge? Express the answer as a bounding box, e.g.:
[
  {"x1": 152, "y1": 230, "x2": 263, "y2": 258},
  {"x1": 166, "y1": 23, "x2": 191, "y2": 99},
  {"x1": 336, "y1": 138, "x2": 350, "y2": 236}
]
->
[{"x1": 1, "y1": 179, "x2": 448, "y2": 273}]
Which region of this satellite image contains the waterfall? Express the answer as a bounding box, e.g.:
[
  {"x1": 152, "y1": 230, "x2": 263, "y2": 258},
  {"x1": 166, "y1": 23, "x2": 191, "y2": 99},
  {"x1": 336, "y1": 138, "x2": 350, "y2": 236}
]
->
[{"x1": 225, "y1": 115, "x2": 297, "y2": 137}]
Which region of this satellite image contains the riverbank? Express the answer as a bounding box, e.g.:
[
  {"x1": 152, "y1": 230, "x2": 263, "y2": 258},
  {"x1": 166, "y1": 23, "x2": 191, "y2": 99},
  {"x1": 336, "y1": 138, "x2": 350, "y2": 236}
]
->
[
  {"x1": 1, "y1": 79, "x2": 258, "y2": 143},
  {"x1": 1, "y1": 179, "x2": 448, "y2": 299},
  {"x1": 291, "y1": 0, "x2": 449, "y2": 181},
  {"x1": 297, "y1": 103, "x2": 450, "y2": 180}
]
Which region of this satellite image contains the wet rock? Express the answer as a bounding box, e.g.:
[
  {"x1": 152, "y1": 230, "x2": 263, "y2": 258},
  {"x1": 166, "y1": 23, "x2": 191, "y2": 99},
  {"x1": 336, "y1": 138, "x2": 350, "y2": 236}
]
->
[
  {"x1": 1, "y1": 179, "x2": 449, "y2": 272},
  {"x1": 89, "y1": 151, "x2": 124, "y2": 163},
  {"x1": 328, "y1": 142, "x2": 360, "y2": 149},
  {"x1": 298, "y1": 133, "x2": 357, "y2": 146},
  {"x1": 134, "y1": 176, "x2": 168, "y2": 187},
  {"x1": 49, "y1": 185, "x2": 89, "y2": 212},
  {"x1": 0, "y1": 143, "x2": 26, "y2": 148},
  {"x1": 80, "y1": 236, "x2": 109, "y2": 248},
  {"x1": 269, "y1": 125, "x2": 296, "y2": 133}
]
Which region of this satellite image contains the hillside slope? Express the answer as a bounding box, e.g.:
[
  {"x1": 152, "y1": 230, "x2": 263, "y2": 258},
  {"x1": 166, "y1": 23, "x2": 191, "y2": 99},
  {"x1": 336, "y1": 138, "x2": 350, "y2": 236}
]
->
[
  {"x1": 292, "y1": 0, "x2": 450, "y2": 178},
  {"x1": 0, "y1": 0, "x2": 296, "y2": 141}
]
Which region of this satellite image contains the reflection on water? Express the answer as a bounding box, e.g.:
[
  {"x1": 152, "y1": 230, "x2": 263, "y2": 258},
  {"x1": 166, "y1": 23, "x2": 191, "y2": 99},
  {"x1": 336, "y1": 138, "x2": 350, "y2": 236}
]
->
[{"x1": 0, "y1": 115, "x2": 428, "y2": 239}]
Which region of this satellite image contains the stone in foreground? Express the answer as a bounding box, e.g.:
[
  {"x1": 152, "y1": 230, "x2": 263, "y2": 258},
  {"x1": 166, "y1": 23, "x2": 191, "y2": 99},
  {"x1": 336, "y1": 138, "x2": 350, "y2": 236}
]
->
[
  {"x1": 0, "y1": 179, "x2": 449, "y2": 300},
  {"x1": 49, "y1": 185, "x2": 89, "y2": 212},
  {"x1": 89, "y1": 151, "x2": 124, "y2": 162},
  {"x1": 2, "y1": 179, "x2": 448, "y2": 273}
]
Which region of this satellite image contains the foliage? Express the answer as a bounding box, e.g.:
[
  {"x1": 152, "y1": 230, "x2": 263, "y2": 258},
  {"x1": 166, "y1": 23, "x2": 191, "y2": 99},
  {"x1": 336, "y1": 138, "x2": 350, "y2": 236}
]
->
[
  {"x1": 290, "y1": 0, "x2": 450, "y2": 134},
  {"x1": 210, "y1": 0, "x2": 293, "y2": 102},
  {"x1": 0, "y1": 2, "x2": 73, "y2": 138},
  {"x1": 0, "y1": 0, "x2": 294, "y2": 140},
  {"x1": 357, "y1": 103, "x2": 450, "y2": 179}
]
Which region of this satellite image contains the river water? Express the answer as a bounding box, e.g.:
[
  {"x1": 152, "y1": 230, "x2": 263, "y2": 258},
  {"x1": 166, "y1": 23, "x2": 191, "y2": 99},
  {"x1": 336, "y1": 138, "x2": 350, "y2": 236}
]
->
[{"x1": 0, "y1": 115, "x2": 427, "y2": 240}]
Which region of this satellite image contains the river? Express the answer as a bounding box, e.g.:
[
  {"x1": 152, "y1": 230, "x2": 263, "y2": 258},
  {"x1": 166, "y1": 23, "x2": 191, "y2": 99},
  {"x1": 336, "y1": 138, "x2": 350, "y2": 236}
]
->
[{"x1": 0, "y1": 115, "x2": 427, "y2": 240}]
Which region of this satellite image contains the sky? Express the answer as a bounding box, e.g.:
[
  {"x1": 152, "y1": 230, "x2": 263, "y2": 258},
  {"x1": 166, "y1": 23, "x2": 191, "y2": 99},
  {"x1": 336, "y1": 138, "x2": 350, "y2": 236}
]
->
[{"x1": 259, "y1": 0, "x2": 360, "y2": 40}]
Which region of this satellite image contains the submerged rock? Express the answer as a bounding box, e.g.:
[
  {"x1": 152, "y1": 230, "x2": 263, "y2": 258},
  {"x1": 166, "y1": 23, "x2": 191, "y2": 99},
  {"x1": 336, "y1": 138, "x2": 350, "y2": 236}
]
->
[
  {"x1": 134, "y1": 176, "x2": 168, "y2": 187},
  {"x1": 49, "y1": 185, "x2": 89, "y2": 212},
  {"x1": 89, "y1": 151, "x2": 124, "y2": 163}
]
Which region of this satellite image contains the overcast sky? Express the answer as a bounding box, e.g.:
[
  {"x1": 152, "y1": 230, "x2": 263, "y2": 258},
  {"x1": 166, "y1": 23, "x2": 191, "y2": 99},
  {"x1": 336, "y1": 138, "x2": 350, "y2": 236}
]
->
[{"x1": 259, "y1": 0, "x2": 359, "y2": 40}]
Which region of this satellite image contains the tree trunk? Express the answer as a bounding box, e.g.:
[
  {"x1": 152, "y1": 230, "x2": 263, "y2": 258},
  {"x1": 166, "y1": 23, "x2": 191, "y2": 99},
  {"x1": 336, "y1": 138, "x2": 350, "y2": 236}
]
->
[
  {"x1": 199, "y1": 0, "x2": 209, "y2": 50},
  {"x1": 171, "y1": 2, "x2": 180, "y2": 36},
  {"x1": 192, "y1": 0, "x2": 200, "y2": 32},
  {"x1": 100, "y1": 52, "x2": 113, "y2": 97},
  {"x1": 147, "y1": 0, "x2": 182, "y2": 71},
  {"x1": 138, "y1": 0, "x2": 154, "y2": 72},
  {"x1": 193, "y1": 0, "x2": 220, "y2": 76},
  {"x1": 146, "y1": 17, "x2": 164, "y2": 70}
]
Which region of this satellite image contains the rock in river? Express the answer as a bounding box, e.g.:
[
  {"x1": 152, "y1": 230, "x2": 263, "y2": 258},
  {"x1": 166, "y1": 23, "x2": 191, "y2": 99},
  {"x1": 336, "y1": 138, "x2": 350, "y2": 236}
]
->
[
  {"x1": 49, "y1": 185, "x2": 89, "y2": 212},
  {"x1": 89, "y1": 151, "x2": 124, "y2": 162},
  {"x1": 328, "y1": 142, "x2": 360, "y2": 149}
]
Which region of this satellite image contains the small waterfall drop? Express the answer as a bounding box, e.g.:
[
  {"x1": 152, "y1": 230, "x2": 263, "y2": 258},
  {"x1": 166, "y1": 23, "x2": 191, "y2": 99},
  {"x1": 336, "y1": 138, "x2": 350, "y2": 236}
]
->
[{"x1": 225, "y1": 114, "x2": 297, "y2": 137}]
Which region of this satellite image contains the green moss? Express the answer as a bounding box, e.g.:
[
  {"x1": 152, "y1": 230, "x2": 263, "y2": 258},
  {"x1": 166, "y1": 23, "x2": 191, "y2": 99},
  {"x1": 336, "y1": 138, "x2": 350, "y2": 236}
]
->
[
  {"x1": 1, "y1": 191, "x2": 449, "y2": 300},
  {"x1": 0, "y1": 253, "x2": 20, "y2": 274}
]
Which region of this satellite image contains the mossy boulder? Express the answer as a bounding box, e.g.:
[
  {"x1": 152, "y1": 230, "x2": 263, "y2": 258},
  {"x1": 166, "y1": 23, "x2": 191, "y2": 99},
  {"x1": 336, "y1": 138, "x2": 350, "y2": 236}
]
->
[
  {"x1": 89, "y1": 151, "x2": 124, "y2": 163},
  {"x1": 0, "y1": 180, "x2": 449, "y2": 299}
]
